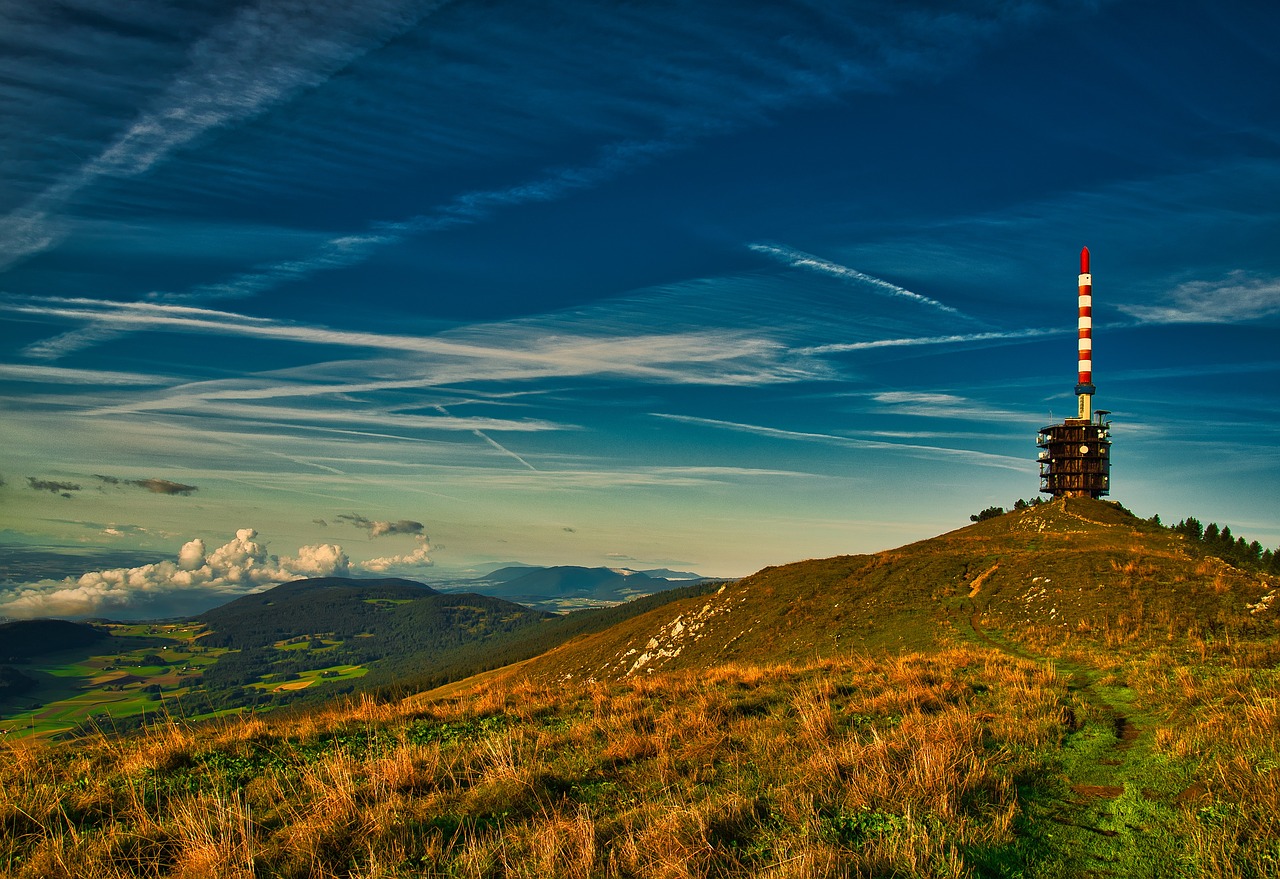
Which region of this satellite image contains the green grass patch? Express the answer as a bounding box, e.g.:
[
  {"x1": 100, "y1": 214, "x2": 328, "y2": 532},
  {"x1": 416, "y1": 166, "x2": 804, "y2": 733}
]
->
[
  {"x1": 0, "y1": 623, "x2": 230, "y2": 739},
  {"x1": 273, "y1": 636, "x2": 343, "y2": 651},
  {"x1": 249, "y1": 664, "x2": 367, "y2": 693}
]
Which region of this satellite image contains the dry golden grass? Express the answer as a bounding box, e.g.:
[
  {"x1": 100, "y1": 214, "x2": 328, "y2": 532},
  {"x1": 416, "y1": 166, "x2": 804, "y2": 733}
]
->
[
  {"x1": 7, "y1": 631, "x2": 1277, "y2": 878},
  {"x1": 0, "y1": 646, "x2": 1079, "y2": 879}
]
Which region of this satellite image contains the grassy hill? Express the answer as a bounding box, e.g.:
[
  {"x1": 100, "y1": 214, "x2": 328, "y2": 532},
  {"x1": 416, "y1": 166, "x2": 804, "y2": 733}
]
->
[
  {"x1": 196, "y1": 577, "x2": 445, "y2": 647},
  {"x1": 492, "y1": 498, "x2": 1276, "y2": 685},
  {"x1": 2, "y1": 498, "x2": 1277, "y2": 878}
]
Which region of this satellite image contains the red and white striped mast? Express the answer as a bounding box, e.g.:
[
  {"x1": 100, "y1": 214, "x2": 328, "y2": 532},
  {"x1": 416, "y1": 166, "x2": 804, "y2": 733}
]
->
[{"x1": 1075, "y1": 246, "x2": 1095, "y2": 421}]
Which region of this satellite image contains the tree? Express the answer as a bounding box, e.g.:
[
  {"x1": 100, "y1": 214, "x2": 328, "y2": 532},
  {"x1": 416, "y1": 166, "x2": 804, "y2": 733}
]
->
[
  {"x1": 970, "y1": 506, "x2": 1005, "y2": 523},
  {"x1": 1247, "y1": 541, "x2": 1263, "y2": 565},
  {"x1": 1177, "y1": 517, "x2": 1203, "y2": 541}
]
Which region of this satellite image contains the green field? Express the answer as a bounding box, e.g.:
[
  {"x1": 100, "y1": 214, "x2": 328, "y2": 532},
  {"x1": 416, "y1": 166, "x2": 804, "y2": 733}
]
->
[
  {"x1": 273, "y1": 635, "x2": 343, "y2": 652},
  {"x1": 250, "y1": 662, "x2": 368, "y2": 692},
  {"x1": 0, "y1": 623, "x2": 225, "y2": 738},
  {"x1": 0, "y1": 624, "x2": 379, "y2": 739}
]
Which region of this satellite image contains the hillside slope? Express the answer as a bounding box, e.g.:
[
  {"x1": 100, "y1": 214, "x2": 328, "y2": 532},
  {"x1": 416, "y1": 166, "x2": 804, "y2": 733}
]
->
[
  {"x1": 499, "y1": 498, "x2": 1278, "y2": 684},
  {"x1": 181, "y1": 577, "x2": 555, "y2": 711},
  {"x1": 198, "y1": 577, "x2": 443, "y2": 648},
  {"x1": 5, "y1": 498, "x2": 1279, "y2": 878}
]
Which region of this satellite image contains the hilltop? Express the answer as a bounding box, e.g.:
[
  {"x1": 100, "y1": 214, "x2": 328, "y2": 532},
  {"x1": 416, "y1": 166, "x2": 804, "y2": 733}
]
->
[
  {"x1": 490, "y1": 497, "x2": 1277, "y2": 685},
  {"x1": 198, "y1": 577, "x2": 444, "y2": 648}
]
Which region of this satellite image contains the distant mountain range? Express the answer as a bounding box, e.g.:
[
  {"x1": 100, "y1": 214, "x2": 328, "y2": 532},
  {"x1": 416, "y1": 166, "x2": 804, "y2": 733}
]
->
[{"x1": 455, "y1": 564, "x2": 716, "y2": 609}]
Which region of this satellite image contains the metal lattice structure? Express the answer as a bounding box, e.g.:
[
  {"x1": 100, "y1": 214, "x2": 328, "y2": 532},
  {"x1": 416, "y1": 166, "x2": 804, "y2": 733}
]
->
[{"x1": 1038, "y1": 416, "x2": 1111, "y2": 498}]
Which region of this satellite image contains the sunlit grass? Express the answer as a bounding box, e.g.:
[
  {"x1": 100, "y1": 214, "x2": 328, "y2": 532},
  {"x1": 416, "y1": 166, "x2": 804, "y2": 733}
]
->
[
  {"x1": 0, "y1": 647, "x2": 1074, "y2": 878},
  {"x1": 4, "y1": 499, "x2": 1277, "y2": 876}
]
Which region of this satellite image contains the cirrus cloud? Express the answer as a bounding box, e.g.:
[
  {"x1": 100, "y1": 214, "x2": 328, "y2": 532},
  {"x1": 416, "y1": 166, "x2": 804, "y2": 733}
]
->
[{"x1": 1120, "y1": 271, "x2": 1280, "y2": 325}]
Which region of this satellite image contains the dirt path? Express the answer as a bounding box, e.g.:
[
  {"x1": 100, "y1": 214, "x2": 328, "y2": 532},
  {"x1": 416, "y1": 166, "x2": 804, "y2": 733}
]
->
[{"x1": 960, "y1": 612, "x2": 1193, "y2": 878}]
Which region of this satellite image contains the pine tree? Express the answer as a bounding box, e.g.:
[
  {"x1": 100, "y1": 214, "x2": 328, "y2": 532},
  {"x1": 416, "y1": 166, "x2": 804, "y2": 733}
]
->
[{"x1": 1247, "y1": 540, "x2": 1263, "y2": 565}]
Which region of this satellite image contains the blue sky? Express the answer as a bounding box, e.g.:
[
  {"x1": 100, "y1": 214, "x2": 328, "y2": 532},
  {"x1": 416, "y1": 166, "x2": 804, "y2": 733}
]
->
[{"x1": 1, "y1": 0, "x2": 1278, "y2": 619}]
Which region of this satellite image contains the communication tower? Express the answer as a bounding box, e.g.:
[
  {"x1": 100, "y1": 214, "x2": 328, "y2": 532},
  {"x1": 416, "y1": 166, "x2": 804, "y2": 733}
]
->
[{"x1": 1038, "y1": 247, "x2": 1112, "y2": 498}]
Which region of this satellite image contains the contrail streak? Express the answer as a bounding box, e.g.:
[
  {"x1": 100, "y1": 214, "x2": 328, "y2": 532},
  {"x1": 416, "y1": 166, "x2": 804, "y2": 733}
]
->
[
  {"x1": 435, "y1": 405, "x2": 538, "y2": 471},
  {"x1": 801, "y1": 327, "x2": 1058, "y2": 354},
  {"x1": 749, "y1": 242, "x2": 967, "y2": 317}
]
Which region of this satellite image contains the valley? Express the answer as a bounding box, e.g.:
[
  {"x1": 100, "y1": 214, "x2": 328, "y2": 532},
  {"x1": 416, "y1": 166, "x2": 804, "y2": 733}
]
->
[
  {"x1": 0, "y1": 622, "x2": 226, "y2": 738},
  {"x1": 0, "y1": 576, "x2": 716, "y2": 740},
  {"x1": 0, "y1": 621, "x2": 374, "y2": 739}
]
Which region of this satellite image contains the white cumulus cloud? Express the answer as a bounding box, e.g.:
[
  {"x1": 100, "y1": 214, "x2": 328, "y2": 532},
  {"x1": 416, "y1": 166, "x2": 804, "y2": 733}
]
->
[
  {"x1": 358, "y1": 537, "x2": 433, "y2": 574},
  {"x1": 0, "y1": 528, "x2": 350, "y2": 620}
]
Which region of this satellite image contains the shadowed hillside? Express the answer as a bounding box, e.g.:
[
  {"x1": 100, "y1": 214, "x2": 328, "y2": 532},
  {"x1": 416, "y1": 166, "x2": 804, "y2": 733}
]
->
[
  {"x1": 179, "y1": 577, "x2": 555, "y2": 714},
  {"x1": 0, "y1": 619, "x2": 107, "y2": 659}
]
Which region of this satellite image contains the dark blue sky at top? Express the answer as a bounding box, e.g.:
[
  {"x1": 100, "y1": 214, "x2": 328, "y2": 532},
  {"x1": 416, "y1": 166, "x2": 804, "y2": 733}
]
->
[{"x1": 0, "y1": 0, "x2": 1277, "y2": 618}]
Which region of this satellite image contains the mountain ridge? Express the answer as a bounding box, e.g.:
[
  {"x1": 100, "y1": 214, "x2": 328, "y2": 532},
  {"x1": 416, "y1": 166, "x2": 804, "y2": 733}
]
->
[{"x1": 459, "y1": 564, "x2": 714, "y2": 609}]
